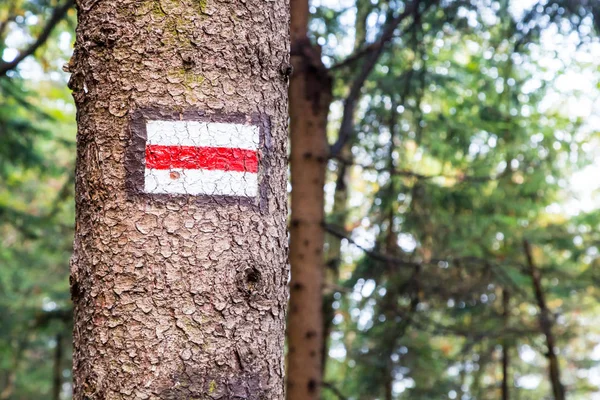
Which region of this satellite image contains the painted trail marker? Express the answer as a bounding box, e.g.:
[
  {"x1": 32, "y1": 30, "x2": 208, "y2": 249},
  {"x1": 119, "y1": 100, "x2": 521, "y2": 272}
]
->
[{"x1": 142, "y1": 120, "x2": 260, "y2": 197}]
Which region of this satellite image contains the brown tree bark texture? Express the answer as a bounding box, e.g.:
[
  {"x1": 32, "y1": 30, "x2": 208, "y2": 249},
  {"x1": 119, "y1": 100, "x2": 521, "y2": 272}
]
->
[
  {"x1": 287, "y1": 0, "x2": 331, "y2": 397},
  {"x1": 287, "y1": 56, "x2": 330, "y2": 398},
  {"x1": 68, "y1": 0, "x2": 289, "y2": 399}
]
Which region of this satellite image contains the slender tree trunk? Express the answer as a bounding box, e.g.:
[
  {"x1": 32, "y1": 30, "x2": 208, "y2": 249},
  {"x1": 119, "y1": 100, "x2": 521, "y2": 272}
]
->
[
  {"x1": 52, "y1": 333, "x2": 63, "y2": 400},
  {"x1": 289, "y1": 1, "x2": 423, "y2": 396},
  {"x1": 287, "y1": 0, "x2": 332, "y2": 398},
  {"x1": 321, "y1": 156, "x2": 348, "y2": 375},
  {"x1": 384, "y1": 373, "x2": 393, "y2": 400},
  {"x1": 523, "y1": 240, "x2": 565, "y2": 400},
  {"x1": 69, "y1": 1, "x2": 289, "y2": 398},
  {"x1": 321, "y1": 0, "x2": 370, "y2": 378},
  {"x1": 501, "y1": 289, "x2": 510, "y2": 400}
]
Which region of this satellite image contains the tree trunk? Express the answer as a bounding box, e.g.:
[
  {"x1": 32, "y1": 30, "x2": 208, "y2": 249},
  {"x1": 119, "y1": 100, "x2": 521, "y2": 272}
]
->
[
  {"x1": 288, "y1": 2, "x2": 422, "y2": 397},
  {"x1": 321, "y1": 151, "x2": 349, "y2": 375},
  {"x1": 501, "y1": 289, "x2": 510, "y2": 400},
  {"x1": 68, "y1": 1, "x2": 289, "y2": 398},
  {"x1": 320, "y1": 0, "x2": 369, "y2": 378},
  {"x1": 53, "y1": 333, "x2": 63, "y2": 400},
  {"x1": 287, "y1": 0, "x2": 332, "y2": 398},
  {"x1": 523, "y1": 240, "x2": 565, "y2": 400}
]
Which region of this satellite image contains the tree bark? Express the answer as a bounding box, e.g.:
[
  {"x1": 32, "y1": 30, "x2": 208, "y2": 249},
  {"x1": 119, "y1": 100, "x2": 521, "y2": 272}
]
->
[
  {"x1": 523, "y1": 240, "x2": 565, "y2": 400},
  {"x1": 69, "y1": 0, "x2": 289, "y2": 398},
  {"x1": 287, "y1": 0, "x2": 332, "y2": 398}
]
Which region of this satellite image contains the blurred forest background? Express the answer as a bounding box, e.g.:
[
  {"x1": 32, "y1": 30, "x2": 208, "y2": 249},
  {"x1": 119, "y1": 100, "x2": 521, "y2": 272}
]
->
[{"x1": 2, "y1": 0, "x2": 600, "y2": 399}]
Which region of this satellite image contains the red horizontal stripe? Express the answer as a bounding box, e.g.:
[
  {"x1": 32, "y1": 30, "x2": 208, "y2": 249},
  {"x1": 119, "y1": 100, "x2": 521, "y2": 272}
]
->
[{"x1": 145, "y1": 145, "x2": 259, "y2": 173}]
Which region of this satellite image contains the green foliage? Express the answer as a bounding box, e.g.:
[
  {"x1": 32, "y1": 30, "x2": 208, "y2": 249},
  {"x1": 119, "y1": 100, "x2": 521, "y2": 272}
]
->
[
  {"x1": 0, "y1": 79, "x2": 49, "y2": 174},
  {"x1": 0, "y1": 1, "x2": 75, "y2": 398},
  {"x1": 317, "y1": 1, "x2": 600, "y2": 399},
  {"x1": 2, "y1": 0, "x2": 600, "y2": 399}
]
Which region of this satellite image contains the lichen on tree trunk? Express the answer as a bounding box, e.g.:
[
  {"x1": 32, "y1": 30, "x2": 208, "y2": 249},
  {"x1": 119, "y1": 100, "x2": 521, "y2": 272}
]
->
[{"x1": 68, "y1": 0, "x2": 290, "y2": 398}]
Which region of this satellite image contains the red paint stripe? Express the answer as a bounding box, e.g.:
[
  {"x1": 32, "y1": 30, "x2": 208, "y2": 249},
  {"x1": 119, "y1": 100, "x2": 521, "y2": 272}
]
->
[{"x1": 145, "y1": 145, "x2": 259, "y2": 173}]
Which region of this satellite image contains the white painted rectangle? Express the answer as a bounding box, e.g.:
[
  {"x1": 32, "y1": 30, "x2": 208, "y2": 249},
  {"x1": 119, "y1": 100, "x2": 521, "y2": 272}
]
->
[
  {"x1": 144, "y1": 168, "x2": 258, "y2": 197},
  {"x1": 146, "y1": 120, "x2": 259, "y2": 150}
]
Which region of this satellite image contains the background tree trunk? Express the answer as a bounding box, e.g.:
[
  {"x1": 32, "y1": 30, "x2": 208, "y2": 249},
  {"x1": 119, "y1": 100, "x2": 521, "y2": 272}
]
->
[
  {"x1": 287, "y1": 0, "x2": 332, "y2": 398},
  {"x1": 52, "y1": 333, "x2": 63, "y2": 400},
  {"x1": 502, "y1": 289, "x2": 510, "y2": 400},
  {"x1": 321, "y1": 162, "x2": 347, "y2": 375},
  {"x1": 69, "y1": 0, "x2": 289, "y2": 398},
  {"x1": 523, "y1": 240, "x2": 565, "y2": 400}
]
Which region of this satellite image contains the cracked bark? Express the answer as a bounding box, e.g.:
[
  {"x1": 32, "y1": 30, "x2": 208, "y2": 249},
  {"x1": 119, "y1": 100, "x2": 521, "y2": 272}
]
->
[{"x1": 68, "y1": 0, "x2": 289, "y2": 398}]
